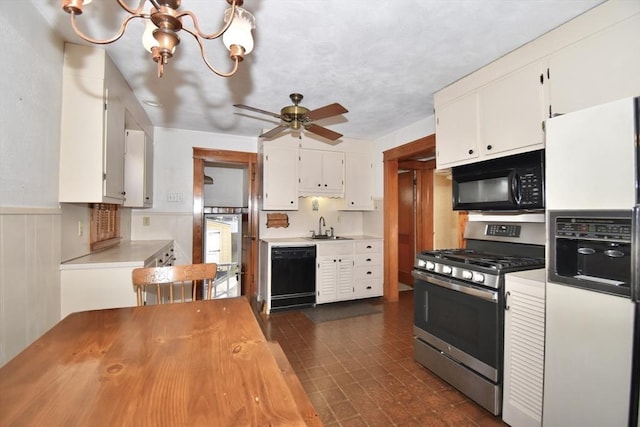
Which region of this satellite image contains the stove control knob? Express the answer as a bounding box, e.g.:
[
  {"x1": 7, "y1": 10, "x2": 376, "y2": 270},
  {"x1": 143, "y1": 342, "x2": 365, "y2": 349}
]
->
[
  {"x1": 426, "y1": 261, "x2": 436, "y2": 270},
  {"x1": 417, "y1": 259, "x2": 426, "y2": 269},
  {"x1": 472, "y1": 272, "x2": 485, "y2": 283},
  {"x1": 462, "y1": 270, "x2": 473, "y2": 280},
  {"x1": 442, "y1": 265, "x2": 453, "y2": 275}
]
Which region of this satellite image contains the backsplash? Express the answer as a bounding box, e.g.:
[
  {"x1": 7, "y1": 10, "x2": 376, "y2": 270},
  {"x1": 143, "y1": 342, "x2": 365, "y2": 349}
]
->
[{"x1": 259, "y1": 197, "x2": 369, "y2": 239}]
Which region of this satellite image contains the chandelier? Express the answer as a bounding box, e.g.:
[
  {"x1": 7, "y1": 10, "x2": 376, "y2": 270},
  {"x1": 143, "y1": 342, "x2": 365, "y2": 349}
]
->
[{"x1": 61, "y1": 0, "x2": 255, "y2": 78}]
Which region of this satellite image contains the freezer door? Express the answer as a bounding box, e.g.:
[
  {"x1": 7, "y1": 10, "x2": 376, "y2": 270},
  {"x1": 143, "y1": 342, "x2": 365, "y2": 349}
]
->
[{"x1": 545, "y1": 97, "x2": 637, "y2": 210}]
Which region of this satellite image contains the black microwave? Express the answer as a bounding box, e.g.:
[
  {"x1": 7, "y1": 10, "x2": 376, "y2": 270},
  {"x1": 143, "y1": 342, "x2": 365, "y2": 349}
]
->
[{"x1": 452, "y1": 149, "x2": 545, "y2": 211}]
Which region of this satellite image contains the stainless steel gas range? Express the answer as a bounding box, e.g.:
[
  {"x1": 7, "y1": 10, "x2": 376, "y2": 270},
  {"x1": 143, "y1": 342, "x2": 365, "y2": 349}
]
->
[{"x1": 412, "y1": 220, "x2": 545, "y2": 415}]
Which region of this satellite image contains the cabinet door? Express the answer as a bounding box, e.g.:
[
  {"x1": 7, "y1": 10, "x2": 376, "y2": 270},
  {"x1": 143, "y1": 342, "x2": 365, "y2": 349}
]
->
[
  {"x1": 103, "y1": 85, "x2": 126, "y2": 201},
  {"x1": 342, "y1": 152, "x2": 373, "y2": 210},
  {"x1": 124, "y1": 130, "x2": 153, "y2": 208},
  {"x1": 316, "y1": 256, "x2": 337, "y2": 303},
  {"x1": 479, "y1": 61, "x2": 545, "y2": 158},
  {"x1": 548, "y1": 15, "x2": 640, "y2": 117},
  {"x1": 435, "y1": 92, "x2": 480, "y2": 168},
  {"x1": 262, "y1": 145, "x2": 298, "y2": 210},
  {"x1": 321, "y1": 151, "x2": 344, "y2": 194},
  {"x1": 335, "y1": 257, "x2": 354, "y2": 301},
  {"x1": 503, "y1": 273, "x2": 545, "y2": 427},
  {"x1": 298, "y1": 149, "x2": 323, "y2": 192}
]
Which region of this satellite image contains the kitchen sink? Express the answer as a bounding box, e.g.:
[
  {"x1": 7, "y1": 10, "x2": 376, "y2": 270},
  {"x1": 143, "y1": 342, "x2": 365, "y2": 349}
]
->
[{"x1": 305, "y1": 235, "x2": 352, "y2": 240}]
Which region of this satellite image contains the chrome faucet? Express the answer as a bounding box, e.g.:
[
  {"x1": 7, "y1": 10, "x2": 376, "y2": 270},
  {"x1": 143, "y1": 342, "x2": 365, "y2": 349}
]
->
[{"x1": 318, "y1": 216, "x2": 326, "y2": 236}]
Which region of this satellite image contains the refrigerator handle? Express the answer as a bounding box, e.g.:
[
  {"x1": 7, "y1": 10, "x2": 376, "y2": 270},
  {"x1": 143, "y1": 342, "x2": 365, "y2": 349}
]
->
[{"x1": 632, "y1": 206, "x2": 640, "y2": 302}]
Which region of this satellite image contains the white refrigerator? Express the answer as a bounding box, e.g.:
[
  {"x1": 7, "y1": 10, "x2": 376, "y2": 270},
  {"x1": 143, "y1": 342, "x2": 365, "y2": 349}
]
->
[{"x1": 544, "y1": 97, "x2": 639, "y2": 426}]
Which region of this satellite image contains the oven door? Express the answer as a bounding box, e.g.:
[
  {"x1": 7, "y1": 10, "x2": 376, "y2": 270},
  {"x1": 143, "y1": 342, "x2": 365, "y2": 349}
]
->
[{"x1": 413, "y1": 269, "x2": 503, "y2": 382}]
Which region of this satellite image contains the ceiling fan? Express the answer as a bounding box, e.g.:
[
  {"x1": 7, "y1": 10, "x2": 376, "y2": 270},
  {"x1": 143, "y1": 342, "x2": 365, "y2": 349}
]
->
[{"x1": 234, "y1": 93, "x2": 348, "y2": 141}]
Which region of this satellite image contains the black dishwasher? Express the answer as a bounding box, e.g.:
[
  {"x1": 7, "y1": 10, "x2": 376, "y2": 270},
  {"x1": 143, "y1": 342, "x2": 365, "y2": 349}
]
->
[{"x1": 271, "y1": 246, "x2": 316, "y2": 311}]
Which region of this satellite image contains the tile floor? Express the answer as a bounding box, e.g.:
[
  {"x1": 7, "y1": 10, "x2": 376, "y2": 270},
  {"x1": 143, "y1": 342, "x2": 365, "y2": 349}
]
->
[{"x1": 257, "y1": 291, "x2": 507, "y2": 426}]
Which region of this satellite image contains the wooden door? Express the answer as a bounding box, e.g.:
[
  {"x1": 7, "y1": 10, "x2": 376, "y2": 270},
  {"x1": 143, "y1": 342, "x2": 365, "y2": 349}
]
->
[{"x1": 397, "y1": 171, "x2": 415, "y2": 286}]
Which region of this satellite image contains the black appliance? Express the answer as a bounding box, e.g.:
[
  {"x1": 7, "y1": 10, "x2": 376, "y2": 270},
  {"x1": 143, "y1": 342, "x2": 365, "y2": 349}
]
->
[
  {"x1": 270, "y1": 246, "x2": 316, "y2": 311},
  {"x1": 452, "y1": 149, "x2": 544, "y2": 211},
  {"x1": 549, "y1": 210, "x2": 632, "y2": 297},
  {"x1": 412, "y1": 221, "x2": 545, "y2": 415}
]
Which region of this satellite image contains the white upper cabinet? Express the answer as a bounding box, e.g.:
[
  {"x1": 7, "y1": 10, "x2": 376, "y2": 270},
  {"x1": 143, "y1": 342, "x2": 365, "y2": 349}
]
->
[
  {"x1": 261, "y1": 143, "x2": 298, "y2": 210},
  {"x1": 59, "y1": 43, "x2": 127, "y2": 204},
  {"x1": 435, "y1": 92, "x2": 479, "y2": 167},
  {"x1": 298, "y1": 149, "x2": 344, "y2": 197},
  {"x1": 124, "y1": 130, "x2": 153, "y2": 208},
  {"x1": 436, "y1": 62, "x2": 545, "y2": 169},
  {"x1": 341, "y1": 152, "x2": 374, "y2": 210},
  {"x1": 479, "y1": 61, "x2": 546, "y2": 158},
  {"x1": 434, "y1": 2, "x2": 640, "y2": 170},
  {"x1": 547, "y1": 14, "x2": 640, "y2": 117}
]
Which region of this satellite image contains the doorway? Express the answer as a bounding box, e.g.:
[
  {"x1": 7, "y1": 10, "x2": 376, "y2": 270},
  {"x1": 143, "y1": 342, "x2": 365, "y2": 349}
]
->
[
  {"x1": 383, "y1": 134, "x2": 436, "y2": 301},
  {"x1": 397, "y1": 170, "x2": 415, "y2": 286},
  {"x1": 192, "y1": 148, "x2": 259, "y2": 300}
]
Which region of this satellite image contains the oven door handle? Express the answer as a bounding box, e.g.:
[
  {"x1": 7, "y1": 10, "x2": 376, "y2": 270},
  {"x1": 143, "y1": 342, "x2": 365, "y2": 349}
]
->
[{"x1": 412, "y1": 270, "x2": 498, "y2": 303}]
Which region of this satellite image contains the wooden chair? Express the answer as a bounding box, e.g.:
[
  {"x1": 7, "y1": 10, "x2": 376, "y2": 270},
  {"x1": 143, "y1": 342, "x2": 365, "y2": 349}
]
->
[{"x1": 132, "y1": 263, "x2": 218, "y2": 306}]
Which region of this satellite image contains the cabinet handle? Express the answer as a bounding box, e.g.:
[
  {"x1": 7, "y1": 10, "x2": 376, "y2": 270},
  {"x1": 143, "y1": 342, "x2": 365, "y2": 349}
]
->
[
  {"x1": 366, "y1": 245, "x2": 372, "y2": 249},
  {"x1": 317, "y1": 183, "x2": 321, "y2": 187},
  {"x1": 486, "y1": 145, "x2": 492, "y2": 150},
  {"x1": 350, "y1": 201, "x2": 354, "y2": 205},
  {"x1": 324, "y1": 184, "x2": 327, "y2": 187},
  {"x1": 505, "y1": 291, "x2": 511, "y2": 311},
  {"x1": 366, "y1": 271, "x2": 372, "y2": 275},
  {"x1": 366, "y1": 286, "x2": 372, "y2": 290},
  {"x1": 468, "y1": 149, "x2": 474, "y2": 155},
  {"x1": 366, "y1": 258, "x2": 371, "y2": 262},
  {"x1": 290, "y1": 200, "x2": 294, "y2": 204}
]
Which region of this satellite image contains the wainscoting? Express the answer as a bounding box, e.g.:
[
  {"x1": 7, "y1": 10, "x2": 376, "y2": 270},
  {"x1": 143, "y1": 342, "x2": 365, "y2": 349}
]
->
[{"x1": 0, "y1": 208, "x2": 62, "y2": 366}]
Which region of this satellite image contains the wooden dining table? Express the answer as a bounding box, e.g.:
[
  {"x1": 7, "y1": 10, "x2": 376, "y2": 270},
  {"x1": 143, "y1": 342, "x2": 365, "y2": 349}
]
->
[{"x1": 0, "y1": 298, "x2": 320, "y2": 426}]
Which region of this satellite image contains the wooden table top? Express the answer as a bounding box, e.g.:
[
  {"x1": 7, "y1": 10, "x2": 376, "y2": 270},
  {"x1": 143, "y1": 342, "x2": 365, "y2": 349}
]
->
[{"x1": 0, "y1": 298, "x2": 319, "y2": 426}]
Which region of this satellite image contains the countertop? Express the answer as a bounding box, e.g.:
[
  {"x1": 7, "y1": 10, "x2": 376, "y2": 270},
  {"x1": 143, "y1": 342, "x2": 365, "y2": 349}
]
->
[
  {"x1": 261, "y1": 235, "x2": 382, "y2": 245},
  {"x1": 60, "y1": 240, "x2": 173, "y2": 270}
]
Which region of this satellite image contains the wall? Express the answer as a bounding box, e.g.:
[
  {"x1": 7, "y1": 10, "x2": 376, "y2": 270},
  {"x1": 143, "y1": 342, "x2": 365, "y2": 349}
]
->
[
  {"x1": 0, "y1": 3, "x2": 64, "y2": 366},
  {"x1": 203, "y1": 166, "x2": 248, "y2": 207}
]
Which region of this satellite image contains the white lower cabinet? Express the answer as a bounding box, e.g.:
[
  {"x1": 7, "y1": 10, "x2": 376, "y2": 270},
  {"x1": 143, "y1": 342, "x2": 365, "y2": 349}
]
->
[
  {"x1": 502, "y1": 269, "x2": 545, "y2": 427},
  {"x1": 315, "y1": 239, "x2": 382, "y2": 304},
  {"x1": 316, "y1": 242, "x2": 354, "y2": 304},
  {"x1": 60, "y1": 241, "x2": 174, "y2": 319}
]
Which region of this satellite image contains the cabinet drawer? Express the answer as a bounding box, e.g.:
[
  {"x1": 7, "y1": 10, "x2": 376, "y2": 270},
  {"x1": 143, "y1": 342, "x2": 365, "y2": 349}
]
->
[
  {"x1": 353, "y1": 253, "x2": 382, "y2": 266},
  {"x1": 355, "y1": 280, "x2": 383, "y2": 298},
  {"x1": 354, "y1": 240, "x2": 381, "y2": 253},
  {"x1": 354, "y1": 265, "x2": 382, "y2": 280}
]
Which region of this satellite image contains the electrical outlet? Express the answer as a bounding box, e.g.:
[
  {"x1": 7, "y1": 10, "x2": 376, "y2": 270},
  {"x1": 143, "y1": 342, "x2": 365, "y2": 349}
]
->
[
  {"x1": 143, "y1": 216, "x2": 151, "y2": 226},
  {"x1": 77, "y1": 221, "x2": 84, "y2": 236}
]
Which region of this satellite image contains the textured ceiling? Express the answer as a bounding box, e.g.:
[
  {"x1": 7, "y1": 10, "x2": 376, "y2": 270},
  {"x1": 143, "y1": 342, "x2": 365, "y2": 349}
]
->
[{"x1": 34, "y1": 0, "x2": 604, "y2": 141}]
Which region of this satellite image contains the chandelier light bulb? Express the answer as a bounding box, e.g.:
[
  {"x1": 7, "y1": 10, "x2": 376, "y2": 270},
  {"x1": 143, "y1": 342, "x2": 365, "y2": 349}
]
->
[
  {"x1": 223, "y1": 7, "x2": 255, "y2": 55},
  {"x1": 142, "y1": 19, "x2": 158, "y2": 53}
]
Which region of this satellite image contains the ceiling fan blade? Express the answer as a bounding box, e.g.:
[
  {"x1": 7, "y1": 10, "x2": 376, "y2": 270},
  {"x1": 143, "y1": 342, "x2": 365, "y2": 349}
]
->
[
  {"x1": 305, "y1": 103, "x2": 349, "y2": 121},
  {"x1": 260, "y1": 124, "x2": 290, "y2": 139},
  {"x1": 305, "y1": 124, "x2": 343, "y2": 141},
  {"x1": 233, "y1": 104, "x2": 282, "y2": 119}
]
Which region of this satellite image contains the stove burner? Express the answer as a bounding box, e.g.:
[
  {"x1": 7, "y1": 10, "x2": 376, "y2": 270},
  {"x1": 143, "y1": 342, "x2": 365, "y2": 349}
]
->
[{"x1": 420, "y1": 248, "x2": 544, "y2": 271}]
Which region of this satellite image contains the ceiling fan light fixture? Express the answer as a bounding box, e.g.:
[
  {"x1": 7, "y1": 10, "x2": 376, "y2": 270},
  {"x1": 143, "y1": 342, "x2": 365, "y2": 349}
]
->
[{"x1": 60, "y1": 0, "x2": 256, "y2": 78}]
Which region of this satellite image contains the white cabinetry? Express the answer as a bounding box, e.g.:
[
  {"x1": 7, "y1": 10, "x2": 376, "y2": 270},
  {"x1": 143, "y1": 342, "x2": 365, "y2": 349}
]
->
[
  {"x1": 436, "y1": 62, "x2": 545, "y2": 169},
  {"x1": 298, "y1": 149, "x2": 344, "y2": 197},
  {"x1": 341, "y1": 152, "x2": 374, "y2": 210},
  {"x1": 59, "y1": 43, "x2": 127, "y2": 203},
  {"x1": 435, "y1": 92, "x2": 479, "y2": 167},
  {"x1": 547, "y1": 14, "x2": 640, "y2": 117},
  {"x1": 503, "y1": 269, "x2": 545, "y2": 427},
  {"x1": 261, "y1": 144, "x2": 298, "y2": 210},
  {"x1": 60, "y1": 241, "x2": 174, "y2": 318},
  {"x1": 124, "y1": 130, "x2": 153, "y2": 208},
  {"x1": 353, "y1": 240, "x2": 383, "y2": 298},
  {"x1": 479, "y1": 61, "x2": 545, "y2": 158},
  {"x1": 316, "y1": 242, "x2": 354, "y2": 304}
]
